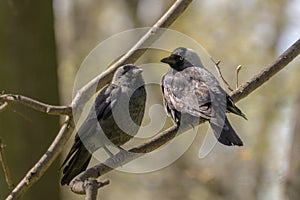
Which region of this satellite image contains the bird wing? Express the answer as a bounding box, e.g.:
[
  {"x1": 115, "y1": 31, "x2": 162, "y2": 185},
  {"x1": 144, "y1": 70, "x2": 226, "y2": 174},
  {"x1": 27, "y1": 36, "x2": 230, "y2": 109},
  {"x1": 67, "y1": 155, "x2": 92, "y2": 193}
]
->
[
  {"x1": 69, "y1": 84, "x2": 121, "y2": 156},
  {"x1": 161, "y1": 74, "x2": 177, "y2": 120},
  {"x1": 95, "y1": 84, "x2": 120, "y2": 120},
  {"x1": 185, "y1": 67, "x2": 228, "y2": 126},
  {"x1": 162, "y1": 67, "x2": 219, "y2": 121},
  {"x1": 61, "y1": 84, "x2": 120, "y2": 184}
]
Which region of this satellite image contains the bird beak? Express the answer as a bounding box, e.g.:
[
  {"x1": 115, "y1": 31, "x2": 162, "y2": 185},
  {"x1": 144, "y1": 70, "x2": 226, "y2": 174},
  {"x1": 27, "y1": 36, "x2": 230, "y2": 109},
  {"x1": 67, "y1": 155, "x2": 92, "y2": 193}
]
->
[
  {"x1": 132, "y1": 68, "x2": 143, "y2": 74},
  {"x1": 161, "y1": 56, "x2": 176, "y2": 65}
]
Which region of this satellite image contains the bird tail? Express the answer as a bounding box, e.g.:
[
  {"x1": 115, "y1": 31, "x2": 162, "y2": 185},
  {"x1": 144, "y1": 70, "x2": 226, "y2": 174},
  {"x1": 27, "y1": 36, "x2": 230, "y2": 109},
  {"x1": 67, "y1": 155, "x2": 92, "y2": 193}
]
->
[
  {"x1": 61, "y1": 142, "x2": 91, "y2": 185},
  {"x1": 210, "y1": 117, "x2": 243, "y2": 146}
]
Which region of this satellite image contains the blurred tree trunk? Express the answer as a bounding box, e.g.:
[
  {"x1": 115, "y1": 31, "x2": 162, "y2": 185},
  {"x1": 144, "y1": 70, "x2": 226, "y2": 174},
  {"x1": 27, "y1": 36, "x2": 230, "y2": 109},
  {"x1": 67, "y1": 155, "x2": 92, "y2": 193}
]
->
[
  {"x1": 0, "y1": 1, "x2": 60, "y2": 199},
  {"x1": 286, "y1": 91, "x2": 300, "y2": 199}
]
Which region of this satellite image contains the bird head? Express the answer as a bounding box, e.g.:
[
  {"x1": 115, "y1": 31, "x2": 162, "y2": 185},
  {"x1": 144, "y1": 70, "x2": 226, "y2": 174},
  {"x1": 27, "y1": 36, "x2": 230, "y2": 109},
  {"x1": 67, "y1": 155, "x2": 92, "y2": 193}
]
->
[
  {"x1": 112, "y1": 64, "x2": 144, "y2": 87},
  {"x1": 161, "y1": 47, "x2": 203, "y2": 71}
]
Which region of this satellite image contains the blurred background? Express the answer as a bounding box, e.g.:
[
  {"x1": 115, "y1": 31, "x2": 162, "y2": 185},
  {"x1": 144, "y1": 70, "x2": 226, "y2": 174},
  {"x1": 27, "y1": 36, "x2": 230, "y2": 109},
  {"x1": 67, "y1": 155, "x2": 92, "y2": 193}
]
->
[{"x1": 1, "y1": 0, "x2": 300, "y2": 199}]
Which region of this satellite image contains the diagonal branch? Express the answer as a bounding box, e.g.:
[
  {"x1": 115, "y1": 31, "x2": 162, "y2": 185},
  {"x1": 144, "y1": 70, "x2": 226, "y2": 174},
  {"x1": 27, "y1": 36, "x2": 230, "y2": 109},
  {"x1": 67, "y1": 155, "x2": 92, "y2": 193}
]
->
[
  {"x1": 71, "y1": 0, "x2": 193, "y2": 113},
  {"x1": 0, "y1": 139, "x2": 14, "y2": 189},
  {"x1": 230, "y1": 38, "x2": 300, "y2": 102},
  {"x1": 0, "y1": 94, "x2": 72, "y2": 116},
  {"x1": 70, "y1": 38, "x2": 300, "y2": 188},
  {"x1": 6, "y1": 116, "x2": 75, "y2": 200},
  {"x1": 0, "y1": 102, "x2": 9, "y2": 112},
  {"x1": 70, "y1": 125, "x2": 181, "y2": 186}
]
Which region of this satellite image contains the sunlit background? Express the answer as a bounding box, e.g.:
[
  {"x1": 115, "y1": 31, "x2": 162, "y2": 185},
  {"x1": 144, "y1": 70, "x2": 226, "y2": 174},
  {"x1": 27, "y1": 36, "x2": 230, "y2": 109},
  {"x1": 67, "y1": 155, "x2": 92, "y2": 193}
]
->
[{"x1": 1, "y1": 0, "x2": 300, "y2": 199}]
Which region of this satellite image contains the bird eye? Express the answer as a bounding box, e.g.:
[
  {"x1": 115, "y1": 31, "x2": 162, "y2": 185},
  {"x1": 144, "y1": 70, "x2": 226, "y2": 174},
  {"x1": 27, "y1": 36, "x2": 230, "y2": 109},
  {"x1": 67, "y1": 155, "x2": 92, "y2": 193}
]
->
[{"x1": 179, "y1": 56, "x2": 183, "y2": 61}]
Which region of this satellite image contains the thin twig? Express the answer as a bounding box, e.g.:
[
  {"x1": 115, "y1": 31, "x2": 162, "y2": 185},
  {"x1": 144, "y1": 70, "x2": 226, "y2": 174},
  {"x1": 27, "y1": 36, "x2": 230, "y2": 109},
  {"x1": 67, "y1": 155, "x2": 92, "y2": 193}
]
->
[
  {"x1": 0, "y1": 139, "x2": 14, "y2": 189},
  {"x1": 236, "y1": 65, "x2": 242, "y2": 88},
  {"x1": 6, "y1": 116, "x2": 75, "y2": 200},
  {"x1": 0, "y1": 102, "x2": 9, "y2": 112},
  {"x1": 210, "y1": 57, "x2": 234, "y2": 91},
  {"x1": 0, "y1": 94, "x2": 72, "y2": 116},
  {"x1": 70, "y1": 38, "x2": 300, "y2": 188}
]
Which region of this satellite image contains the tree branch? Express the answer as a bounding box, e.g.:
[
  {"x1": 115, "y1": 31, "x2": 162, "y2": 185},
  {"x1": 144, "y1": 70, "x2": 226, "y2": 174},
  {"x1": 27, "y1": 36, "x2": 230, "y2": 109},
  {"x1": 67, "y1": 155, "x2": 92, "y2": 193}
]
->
[
  {"x1": 70, "y1": 178, "x2": 109, "y2": 200},
  {"x1": 70, "y1": 125, "x2": 181, "y2": 184},
  {"x1": 0, "y1": 139, "x2": 14, "y2": 190},
  {"x1": 84, "y1": 179, "x2": 99, "y2": 200},
  {"x1": 0, "y1": 94, "x2": 72, "y2": 116},
  {"x1": 6, "y1": 116, "x2": 75, "y2": 200},
  {"x1": 70, "y1": 38, "x2": 300, "y2": 189},
  {"x1": 0, "y1": 102, "x2": 9, "y2": 112},
  {"x1": 71, "y1": 0, "x2": 193, "y2": 113},
  {"x1": 230, "y1": 38, "x2": 300, "y2": 102}
]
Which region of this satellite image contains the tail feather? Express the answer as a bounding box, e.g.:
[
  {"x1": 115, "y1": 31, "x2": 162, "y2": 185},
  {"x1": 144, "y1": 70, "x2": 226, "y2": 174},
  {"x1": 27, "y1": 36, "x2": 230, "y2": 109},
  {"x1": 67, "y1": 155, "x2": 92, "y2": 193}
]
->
[
  {"x1": 210, "y1": 117, "x2": 243, "y2": 146},
  {"x1": 61, "y1": 143, "x2": 91, "y2": 185}
]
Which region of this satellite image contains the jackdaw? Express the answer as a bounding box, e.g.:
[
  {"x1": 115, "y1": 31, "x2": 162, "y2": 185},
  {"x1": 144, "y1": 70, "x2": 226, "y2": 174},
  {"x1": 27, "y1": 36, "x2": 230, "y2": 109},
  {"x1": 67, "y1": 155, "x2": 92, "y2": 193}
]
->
[
  {"x1": 61, "y1": 64, "x2": 146, "y2": 185},
  {"x1": 161, "y1": 47, "x2": 246, "y2": 146}
]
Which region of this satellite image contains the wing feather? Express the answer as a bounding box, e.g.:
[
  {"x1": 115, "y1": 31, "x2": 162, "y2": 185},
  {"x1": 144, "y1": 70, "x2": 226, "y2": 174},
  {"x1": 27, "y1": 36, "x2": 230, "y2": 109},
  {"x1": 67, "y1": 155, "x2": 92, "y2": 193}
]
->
[{"x1": 162, "y1": 67, "x2": 222, "y2": 121}]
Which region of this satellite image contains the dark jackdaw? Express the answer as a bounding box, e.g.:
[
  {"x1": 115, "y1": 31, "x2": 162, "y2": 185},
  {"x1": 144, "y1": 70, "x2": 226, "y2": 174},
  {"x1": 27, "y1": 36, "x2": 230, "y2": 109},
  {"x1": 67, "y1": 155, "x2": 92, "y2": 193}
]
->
[
  {"x1": 161, "y1": 47, "x2": 246, "y2": 146},
  {"x1": 61, "y1": 64, "x2": 146, "y2": 185}
]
